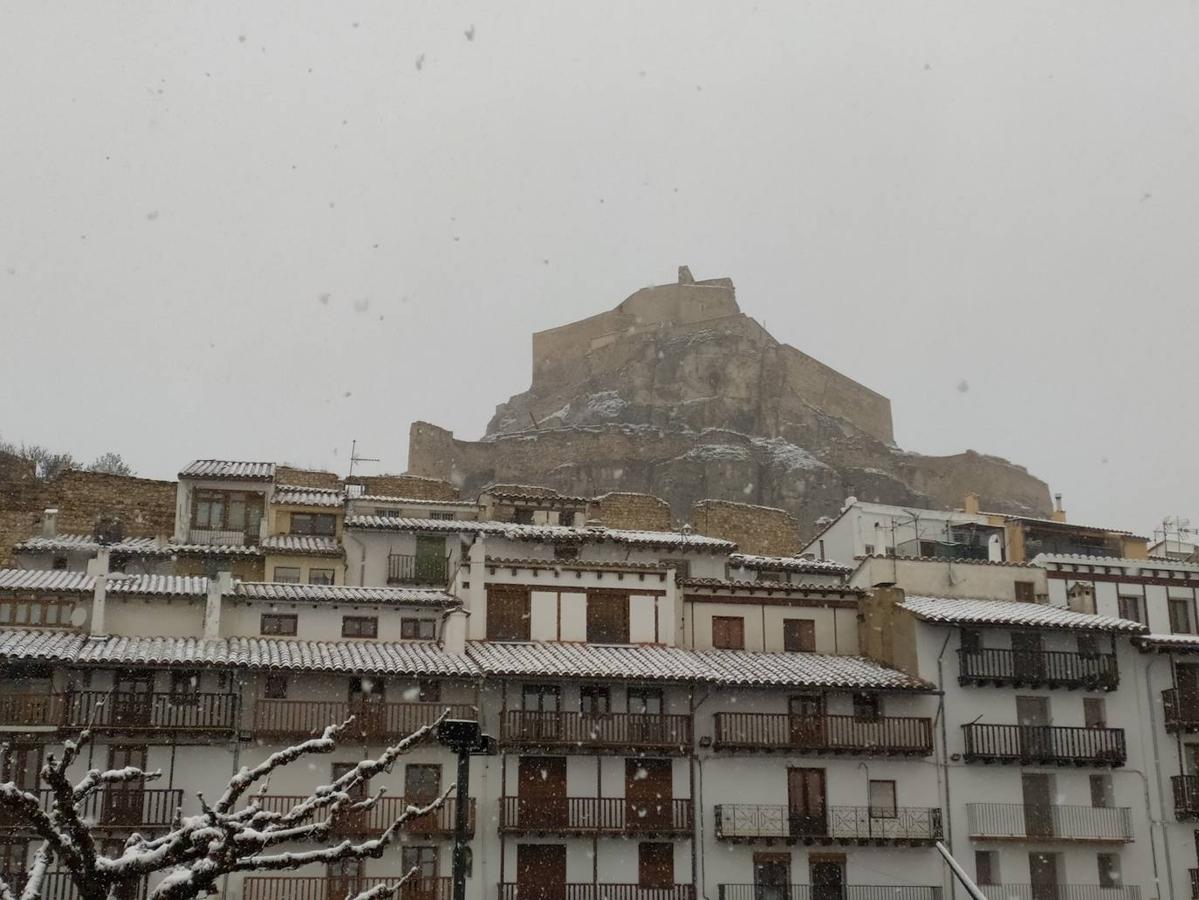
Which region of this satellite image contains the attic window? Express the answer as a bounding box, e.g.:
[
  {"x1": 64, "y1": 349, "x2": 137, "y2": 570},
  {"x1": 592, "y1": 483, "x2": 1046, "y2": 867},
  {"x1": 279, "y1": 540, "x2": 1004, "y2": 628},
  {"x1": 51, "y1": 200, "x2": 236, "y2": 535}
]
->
[{"x1": 554, "y1": 545, "x2": 579, "y2": 561}]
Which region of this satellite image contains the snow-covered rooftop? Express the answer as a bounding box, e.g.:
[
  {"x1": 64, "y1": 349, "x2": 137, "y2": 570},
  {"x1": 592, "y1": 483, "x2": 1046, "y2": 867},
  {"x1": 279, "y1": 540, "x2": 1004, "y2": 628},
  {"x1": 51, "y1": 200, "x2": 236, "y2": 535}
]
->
[
  {"x1": 271, "y1": 485, "x2": 345, "y2": 508},
  {"x1": 260, "y1": 535, "x2": 343, "y2": 556},
  {"x1": 728, "y1": 553, "x2": 852, "y2": 575},
  {"x1": 234, "y1": 582, "x2": 454, "y2": 607},
  {"x1": 179, "y1": 460, "x2": 276, "y2": 481},
  {"x1": 1037, "y1": 554, "x2": 1199, "y2": 574},
  {"x1": 0, "y1": 570, "x2": 205, "y2": 597},
  {"x1": 680, "y1": 577, "x2": 863, "y2": 596},
  {"x1": 14, "y1": 534, "x2": 171, "y2": 556},
  {"x1": 898, "y1": 595, "x2": 1145, "y2": 633},
  {"x1": 1134, "y1": 633, "x2": 1199, "y2": 654}
]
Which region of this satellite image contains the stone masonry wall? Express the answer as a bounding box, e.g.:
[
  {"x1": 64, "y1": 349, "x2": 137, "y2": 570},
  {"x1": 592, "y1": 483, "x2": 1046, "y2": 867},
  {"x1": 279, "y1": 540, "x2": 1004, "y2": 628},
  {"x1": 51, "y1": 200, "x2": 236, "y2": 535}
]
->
[
  {"x1": 589, "y1": 492, "x2": 673, "y2": 532},
  {"x1": 353, "y1": 473, "x2": 460, "y2": 501},
  {"x1": 691, "y1": 499, "x2": 801, "y2": 557},
  {"x1": 276, "y1": 466, "x2": 342, "y2": 490}
]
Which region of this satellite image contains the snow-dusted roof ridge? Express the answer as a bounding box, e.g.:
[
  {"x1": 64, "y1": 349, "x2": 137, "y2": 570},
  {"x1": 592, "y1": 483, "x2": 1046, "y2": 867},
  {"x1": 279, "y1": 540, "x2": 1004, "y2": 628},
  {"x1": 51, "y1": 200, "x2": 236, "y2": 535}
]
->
[
  {"x1": 899, "y1": 595, "x2": 1145, "y2": 634},
  {"x1": 728, "y1": 552, "x2": 852, "y2": 574},
  {"x1": 179, "y1": 460, "x2": 276, "y2": 481}
]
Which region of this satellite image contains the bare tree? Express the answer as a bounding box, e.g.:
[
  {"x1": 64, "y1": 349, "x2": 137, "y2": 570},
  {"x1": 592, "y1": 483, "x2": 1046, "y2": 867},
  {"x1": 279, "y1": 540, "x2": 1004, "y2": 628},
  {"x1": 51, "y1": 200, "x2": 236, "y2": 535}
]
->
[
  {"x1": 0, "y1": 715, "x2": 451, "y2": 900},
  {"x1": 87, "y1": 452, "x2": 134, "y2": 476},
  {"x1": 0, "y1": 435, "x2": 76, "y2": 480}
]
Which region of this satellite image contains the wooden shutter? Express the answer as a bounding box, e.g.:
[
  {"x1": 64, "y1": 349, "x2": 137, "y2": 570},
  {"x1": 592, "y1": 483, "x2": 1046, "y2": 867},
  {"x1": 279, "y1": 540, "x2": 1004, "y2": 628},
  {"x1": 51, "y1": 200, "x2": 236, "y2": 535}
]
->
[
  {"x1": 487, "y1": 586, "x2": 531, "y2": 641},
  {"x1": 712, "y1": 616, "x2": 745, "y2": 650},
  {"x1": 783, "y1": 619, "x2": 816, "y2": 652},
  {"x1": 638, "y1": 843, "x2": 674, "y2": 889},
  {"x1": 586, "y1": 591, "x2": 629, "y2": 644}
]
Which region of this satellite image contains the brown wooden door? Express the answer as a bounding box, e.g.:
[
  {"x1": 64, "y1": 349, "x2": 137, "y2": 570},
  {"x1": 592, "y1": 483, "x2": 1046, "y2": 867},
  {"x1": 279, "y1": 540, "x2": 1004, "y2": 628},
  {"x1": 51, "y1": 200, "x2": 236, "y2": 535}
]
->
[
  {"x1": 1012, "y1": 632, "x2": 1045, "y2": 679},
  {"x1": 753, "y1": 853, "x2": 791, "y2": 900},
  {"x1": 518, "y1": 757, "x2": 567, "y2": 829},
  {"x1": 1017, "y1": 696, "x2": 1051, "y2": 759},
  {"x1": 1029, "y1": 853, "x2": 1060, "y2": 900},
  {"x1": 113, "y1": 671, "x2": 154, "y2": 726},
  {"x1": 787, "y1": 768, "x2": 827, "y2": 837},
  {"x1": 349, "y1": 678, "x2": 386, "y2": 739},
  {"x1": 326, "y1": 857, "x2": 363, "y2": 900},
  {"x1": 788, "y1": 694, "x2": 826, "y2": 748},
  {"x1": 1179, "y1": 665, "x2": 1199, "y2": 708},
  {"x1": 331, "y1": 762, "x2": 368, "y2": 833},
  {"x1": 517, "y1": 843, "x2": 566, "y2": 900},
  {"x1": 104, "y1": 746, "x2": 147, "y2": 826},
  {"x1": 1022, "y1": 774, "x2": 1055, "y2": 838},
  {"x1": 810, "y1": 858, "x2": 845, "y2": 900},
  {"x1": 627, "y1": 758, "x2": 673, "y2": 831}
]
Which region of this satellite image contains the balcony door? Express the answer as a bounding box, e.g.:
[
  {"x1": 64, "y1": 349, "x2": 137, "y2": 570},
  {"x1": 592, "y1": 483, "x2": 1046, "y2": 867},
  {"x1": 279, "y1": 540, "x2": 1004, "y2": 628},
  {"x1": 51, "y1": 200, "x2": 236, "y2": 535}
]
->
[
  {"x1": 627, "y1": 758, "x2": 673, "y2": 830},
  {"x1": 113, "y1": 671, "x2": 154, "y2": 727},
  {"x1": 332, "y1": 762, "x2": 368, "y2": 833},
  {"x1": 810, "y1": 856, "x2": 845, "y2": 900},
  {"x1": 1016, "y1": 696, "x2": 1051, "y2": 759},
  {"x1": 349, "y1": 677, "x2": 386, "y2": 738},
  {"x1": 326, "y1": 857, "x2": 362, "y2": 900},
  {"x1": 1022, "y1": 773, "x2": 1055, "y2": 838},
  {"x1": 522, "y1": 685, "x2": 561, "y2": 741},
  {"x1": 788, "y1": 694, "x2": 826, "y2": 749},
  {"x1": 1029, "y1": 852, "x2": 1060, "y2": 900},
  {"x1": 517, "y1": 844, "x2": 566, "y2": 900},
  {"x1": 1179, "y1": 664, "x2": 1199, "y2": 706},
  {"x1": 518, "y1": 756, "x2": 566, "y2": 829},
  {"x1": 414, "y1": 535, "x2": 447, "y2": 584},
  {"x1": 1012, "y1": 632, "x2": 1045, "y2": 680},
  {"x1": 753, "y1": 853, "x2": 790, "y2": 900},
  {"x1": 104, "y1": 746, "x2": 147, "y2": 827},
  {"x1": 787, "y1": 767, "x2": 827, "y2": 837}
]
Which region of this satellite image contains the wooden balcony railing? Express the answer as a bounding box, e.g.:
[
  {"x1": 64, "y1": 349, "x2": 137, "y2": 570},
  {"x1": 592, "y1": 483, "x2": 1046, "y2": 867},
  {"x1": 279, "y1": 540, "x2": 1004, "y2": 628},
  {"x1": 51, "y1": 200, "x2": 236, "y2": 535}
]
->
[
  {"x1": 388, "y1": 553, "x2": 450, "y2": 586},
  {"x1": 499, "y1": 796, "x2": 693, "y2": 837},
  {"x1": 253, "y1": 699, "x2": 475, "y2": 740},
  {"x1": 14, "y1": 872, "x2": 148, "y2": 900},
  {"x1": 243, "y1": 876, "x2": 450, "y2": 900},
  {"x1": 974, "y1": 886, "x2": 1139, "y2": 900},
  {"x1": 0, "y1": 693, "x2": 64, "y2": 727},
  {"x1": 714, "y1": 804, "x2": 942, "y2": 845},
  {"x1": 1163, "y1": 689, "x2": 1199, "y2": 733},
  {"x1": 958, "y1": 648, "x2": 1119, "y2": 690},
  {"x1": 501, "y1": 710, "x2": 692, "y2": 753},
  {"x1": 61, "y1": 691, "x2": 239, "y2": 733},
  {"x1": 713, "y1": 713, "x2": 933, "y2": 756},
  {"x1": 255, "y1": 795, "x2": 473, "y2": 837},
  {"x1": 499, "y1": 885, "x2": 695, "y2": 900},
  {"x1": 0, "y1": 788, "x2": 182, "y2": 831},
  {"x1": 962, "y1": 724, "x2": 1126, "y2": 767},
  {"x1": 0, "y1": 596, "x2": 78, "y2": 629},
  {"x1": 717, "y1": 885, "x2": 941, "y2": 900},
  {"x1": 966, "y1": 803, "x2": 1133, "y2": 842},
  {"x1": 1171, "y1": 775, "x2": 1199, "y2": 819}
]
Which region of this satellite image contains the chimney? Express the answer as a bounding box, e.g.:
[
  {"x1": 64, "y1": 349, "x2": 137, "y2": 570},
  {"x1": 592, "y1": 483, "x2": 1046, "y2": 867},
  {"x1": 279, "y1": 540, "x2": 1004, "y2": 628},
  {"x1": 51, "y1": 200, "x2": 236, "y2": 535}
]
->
[
  {"x1": 87, "y1": 549, "x2": 111, "y2": 636},
  {"x1": 963, "y1": 493, "x2": 980, "y2": 515},
  {"x1": 205, "y1": 571, "x2": 232, "y2": 640},
  {"x1": 41, "y1": 509, "x2": 59, "y2": 538},
  {"x1": 678, "y1": 265, "x2": 695, "y2": 285},
  {"x1": 1052, "y1": 493, "x2": 1067, "y2": 523},
  {"x1": 442, "y1": 605, "x2": 468, "y2": 655}
]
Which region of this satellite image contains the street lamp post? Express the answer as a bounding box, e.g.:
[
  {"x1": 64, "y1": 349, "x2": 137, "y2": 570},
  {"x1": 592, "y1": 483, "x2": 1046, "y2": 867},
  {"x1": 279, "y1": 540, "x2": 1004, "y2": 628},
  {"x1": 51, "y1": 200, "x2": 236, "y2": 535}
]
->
[{"x1": 436, "y1": 719, "x2": 497, "y2": 900}]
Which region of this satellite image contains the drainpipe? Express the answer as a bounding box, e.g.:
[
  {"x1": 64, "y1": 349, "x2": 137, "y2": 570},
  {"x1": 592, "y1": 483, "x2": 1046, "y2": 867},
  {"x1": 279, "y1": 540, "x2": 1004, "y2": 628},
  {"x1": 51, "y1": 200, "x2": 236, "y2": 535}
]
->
[
  {"x1": 1139, "y1": 653, "x2": 1172, "y2": 900},
  {"x1": 935, "y1": 629, "x2": 956, "y2": 900},
  {"x1": 689, "y1": 685, "x2": 716, "y2": 900}
]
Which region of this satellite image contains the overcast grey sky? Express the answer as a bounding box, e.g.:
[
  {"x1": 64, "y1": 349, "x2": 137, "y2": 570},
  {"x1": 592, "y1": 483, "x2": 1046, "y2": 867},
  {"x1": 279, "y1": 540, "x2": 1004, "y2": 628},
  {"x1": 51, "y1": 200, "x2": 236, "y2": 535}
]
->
[{"x1": 2, "y1": 1, "x2": 1196, "y2": 539}]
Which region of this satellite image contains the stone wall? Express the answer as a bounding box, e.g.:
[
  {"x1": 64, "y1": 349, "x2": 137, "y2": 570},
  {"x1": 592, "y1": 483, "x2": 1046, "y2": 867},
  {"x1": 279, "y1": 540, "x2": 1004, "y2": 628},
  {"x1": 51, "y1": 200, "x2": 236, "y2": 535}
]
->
[
  {"x1": 691, "y1": 499, "x2": 801, "y2": 557},
  {"x1": 589, "y1": 492, "x2": 673, "y2": 532},
  {"x1": 352, "y1": 472, "x2": 460, "y2": 501},
  {"x1": 276, "y1": 466, "x2": 342, "y2": 489}
]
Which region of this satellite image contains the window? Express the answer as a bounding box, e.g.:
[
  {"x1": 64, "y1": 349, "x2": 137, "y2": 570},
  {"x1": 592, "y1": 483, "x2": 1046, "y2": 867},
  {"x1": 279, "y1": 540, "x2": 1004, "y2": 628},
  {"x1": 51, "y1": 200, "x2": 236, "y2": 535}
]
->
[
  {"x1": 192, "y1": 490, "x2": 263, "y2": 535},
  {"x1": 1014, "y1": 580, "x2": 1037, "y2": 603},
  {"x1": 512, "y1": 507, "x2": 535, "y2": 524},
  {"x1": 975, "y1": 851, "x2": 998, "y2": 886},
  {"x1": 554, "y1": 545, "x2": 579, "y2": 560},
  {"x1": 417, "y1": 679, "x2": 441, "y2": 702},
  {"x1": 402, "y1": 618, "x2": 437, "y2": 640},
  {"x1": 0, "y1": 840, "x2": 28, "y2": 882},
  {"x1": 402, "y1": 846, "x2": 438, "y2": 880},
  {"x1": 0, "y1": 596, "x2": 76, "y2": 628},
  {"x1": 960, "y1": 629, "x2": 981, "y2": 653},
  {"x1": 587, "y1": 591, "x2": 630, "y2": 644},
  {"x1": 342, "y1": 616, "x2": 378, "y2": 638},
  {"x1": 1171, "y1": 597, "x2": 1194, "y2": 635},
  {"x1": 308, "y1": 568, "x2": 335, "y2": 585},
  {"x1": 170, "y1": 671, "x2": 199, "y2": 705},
  {"x1": 1077, "y1": 634, "x2": 1100, "y2": 658},
  {"x1": 863, "y1": 544, "x2": 875, "y2": 556},
  {"x1": 429, "y1": 511, "x2": 454, "y2": 520},
  {"x1": 52, "y1": 556, "x2": 68, "y2": 570},
  {"x1": 405, "y1": 764, "x2": 441, "y2": 802},
  {"x1": 638, "y1": 843, "x2": 674, "y2": 890},
  {"x1": 628, "y1": 687, "x2": 663, "y2": 715},
  {"x1": 1118, "y1": 595, "x2": 1146, "y2": 625},
  {"x1": 868, "y1": 780, "x2": 897, "y2": 818},
  {"x1": 1097, "y1": 853, "x2": 1120, "y2": 889},
  {"x1": 712, "y1": 616, "x2": 745, "y2": 650},
  {"x1": 272, "y1": 566, "x2": 301, "y2": 584},
  {"x1": 853, "y1": 693, "x2": 882, "y2": 722},
  {"x1": 260, "y1": 613, "x2": 298, "y2": 636},
  {"x1": 375, "y1": 507, "x2": 401, "y2": 518},
  {"x1": 2, "y1": 745, "x2": 43, "y2": 791},
  {"x1": 289, "y1": 513, "x2": 336, "y2": 536},
  {"x1": 487, "y1": 586, "x2": 531, "y2": 641},
  {"x1": 1090, "y1": 774, "x2": 1114, "y2": 808},
  {"x1": 581, "y1": 685, "x2": 611, "y2": 715},
  {"x1": 523, "y1": 684, "x2": 561, "y2": 712},
  {"x1": 660, "y1": 558, "x2": 691, "y2": 578},
  {"x1": 1084, "y1": 697, "x2": 1107, "y2": 729},
  {"x1": 783, "y1": 619, "x2": 816, "y2": 652},
  {"x1": 264, "y1": 674, "x2": 289, "y2": 699}
]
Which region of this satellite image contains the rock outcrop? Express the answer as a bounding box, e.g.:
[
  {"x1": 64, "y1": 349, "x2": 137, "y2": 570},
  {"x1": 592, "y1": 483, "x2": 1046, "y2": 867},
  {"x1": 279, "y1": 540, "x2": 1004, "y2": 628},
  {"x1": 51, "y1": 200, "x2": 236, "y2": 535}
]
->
[{"x1": 407, "y1": 268, "x2": 1052, "y2": 536}]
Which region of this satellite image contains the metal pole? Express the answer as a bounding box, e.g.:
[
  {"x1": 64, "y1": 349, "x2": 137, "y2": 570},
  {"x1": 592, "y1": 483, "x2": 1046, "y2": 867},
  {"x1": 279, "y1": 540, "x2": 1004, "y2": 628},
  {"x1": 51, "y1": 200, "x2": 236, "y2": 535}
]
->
[
  {"x1": 453, "y1": 745, "x2": 471, "y2": 900},
  {"x1": 935, "y1": 841, "x2": 988, "y2": 900}
]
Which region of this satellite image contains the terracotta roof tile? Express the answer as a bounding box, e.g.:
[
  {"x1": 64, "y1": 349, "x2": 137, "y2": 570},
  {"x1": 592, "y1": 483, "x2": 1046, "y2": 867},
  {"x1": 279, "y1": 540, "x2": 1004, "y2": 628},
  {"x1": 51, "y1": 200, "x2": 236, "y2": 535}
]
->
[
  {"x1": 898, "y1": 595, "x2": 1145, "y2": 633},
  {"x1": 260, "y1": 535, "x2": 343, "y2": 556},
  {"x1": 179, "y1": 460, "x2": 276, "y2": 480}
]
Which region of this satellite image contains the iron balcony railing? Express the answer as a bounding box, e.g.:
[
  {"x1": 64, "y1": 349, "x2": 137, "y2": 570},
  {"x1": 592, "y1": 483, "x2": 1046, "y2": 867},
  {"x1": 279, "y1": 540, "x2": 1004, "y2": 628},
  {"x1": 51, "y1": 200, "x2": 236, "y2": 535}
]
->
[
  {"x1": 499, "y1": 796, "x2": 693, "y2": 836},
  {"x1": 717, "y1": 886, "x2": 941, "y2": 900},
  {"x1": 713, "y1": 804, "x2": 942, "y2": 845},
  {"x1": 387, "y1": 553, "x2": 450, "y2": 586},
  {"x1": 1171, "y1": 776, "x2": 1199, "y2": 819},
  {"x1": 1163, "y1": 690, "x2": 1199, "y2": 732},
  {"x1": 255, "y1": 795, "x2": 473, "y2": 837},
  {"x1": 966, "y1": 803, "x2": 1133, "y2": 842},
  {"x1": 0, "y1": 788, "x2": 182, "y2": 831},
  {"x1": 61, "y1": 691, "x2": 239, "y2": 733},
  {"x1": 501, "y1": 710, "x2": 692, "y2": 754},
  {"x1": 713, "y1": 712, "x2": 933, "y2": 756},
  {"x1": 253, "y1": 698, "x2": 475, "y2": 740},
  {"x1": 1190, "y1": 869, "x2": 1199, "y2": 900},
  {"x1": 958, "y1": 648, "x2": 1118, "y2": 690},
  {"x1": 499, "y1": 885, "x2": 695, "y2": 900},
  {"x1": 977, "y1": 886, "x2": 1139, "y2": 900},
  {"x1": 243, "y1": 876, "x2": 450, "y2": 900},
  {"x1": 962, "y1": 724, "x2": 1126, "y2": 766}
]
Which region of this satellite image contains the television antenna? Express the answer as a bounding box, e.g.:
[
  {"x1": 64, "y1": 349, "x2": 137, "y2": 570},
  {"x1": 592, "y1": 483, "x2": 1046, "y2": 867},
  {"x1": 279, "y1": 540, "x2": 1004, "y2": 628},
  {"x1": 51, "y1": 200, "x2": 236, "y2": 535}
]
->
[{"x1": 347, "y1": 439, "x2": 380, "y2": 480}]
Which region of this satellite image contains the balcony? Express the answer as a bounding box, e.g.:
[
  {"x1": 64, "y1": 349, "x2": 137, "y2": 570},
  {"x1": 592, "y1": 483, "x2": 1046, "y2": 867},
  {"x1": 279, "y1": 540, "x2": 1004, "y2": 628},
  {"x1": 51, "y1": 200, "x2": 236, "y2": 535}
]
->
[
  {"x1": 1190, "y1": 869, "x2": 1198, "y2": 900},
  {"x1": 499, "y1": 796, "x2": 693, "y2": 837},
  {"x1": 0, "y1": 693, "x2": 64, "y2": 727},
  {"x1": 500, "y1": 886, "x2": 695, "y2": 900},
  {"x1": 256, "y1": 795, "x2": 473, "y2": 837},
  {"x1": 0, "y1": 788, "x2": 182, "y2": 832},
  {"x1": 713, "y1": 804, "x2": 942, "y2": 846},
  {"x1": 962, "y1": 724, "x2": 1126, "y2": 767},
  {"x1": 12, "y1": 872, "x2": 148, "y2": 900},
  {"x1": 187, "y1": 527, "x2": 255, "y2": 547},
  {"x1": 966, "y1": 803, "x2": 1133, "y2": 842},
  {"x1": 959, "y1": 648, "x2": 1118, "y2": 691},
  {"x1": 501, "y1": 710, "x2": 692, "y2": 754},
  {"x1": 61, "y1": 691, "x2": 239, "y2": 734},
  {"x1": 718, "y1": 886, "x2": 940, "y2": 900},
  {"x1": 979, "y1": 886, "x2": 1139, "y2": 900},
  {"x1": 1163, "y1": 690, "x2": 1199, "y2": 733},
  {"x1": 388, "y1": 553, "x2": 450, "y2": 586},
  {"x1": 253, "y1": 698, "x2": 475, "y2": 740},
  {"x1": 243, "y1": 877, "x2": 450, "y2": 900},
  {"x1": 1171, "y1": 776, "x2": 1199, "y2": 819},
  {"x1": 713, "y1": 713, "x2": 933, "y2": 756},
  {"x1": 0, "y1": 596, "x2": 79, "y2": 629}
]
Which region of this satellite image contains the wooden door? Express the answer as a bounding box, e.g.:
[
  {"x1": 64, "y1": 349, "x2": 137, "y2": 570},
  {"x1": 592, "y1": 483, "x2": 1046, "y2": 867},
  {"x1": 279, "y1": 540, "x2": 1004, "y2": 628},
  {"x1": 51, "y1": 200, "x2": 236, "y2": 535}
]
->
[
  {"x1": 627, "y1": 758, "x2": 673, "y2": 831},
  {"x1": 1017, "y1": 696, "x2": 1051, "y2": 759},
  {"x1": 405, "y1": 764, "x2": 442, "y2": 832},
  {"x1": 331, "y1": 762, "x2": 368, "y2": 833},
  {"x1": 787, "y1": 768, "x2": 827, "y2": 837},
  {"x1": 113, "y1": 671, "x2": 154, "y2": 727},
  {"x1": 326, "y1": 857, "x2": 363, "y2": 900},
  {"x1": 638, "y1": 843, "x2": 675, "y2": 890},
  {"x1": 1179, "y1": 665, "x2": 1199, "y2": 707},
  {"x1": 104, "y1": 746, "x2": 147, "y2": 826},
  {"x1": 810, "y1": 857, "x2": 845, "y2": 900},
  {"x1": 523, "y1": 685, "x2": 561, "y2": 742},
  {"x1": 1029, "y1": 853, "x2": 1060, "y2": 900},
  {"x1": 788, "y1": 694, "x2": 826, "y2": 749},
  {"x1": 4, "y1": 745, "x2": 42, "y2": 791},
  {"x1": 1012, "y1": 632, "x2": 1045, "y2": 679},
  {"x1": 414, "y1": 535, "x2": 448, "y2": 584},
  {"x1": 349, "y1": 677, "x2": 386, "y2": 739},
  {"x1": 1022, "y1": 774, "x2": 1055, "y2": 838},
  {"x1": 753, "y1": 853, "x2": 790, "y2": 900},
  {"x1": 517, "y1": 844, "x2": 566, "y2": 900},
  {"x1": 518, "y1": 757, "x2": 567, "y2": 829}
]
